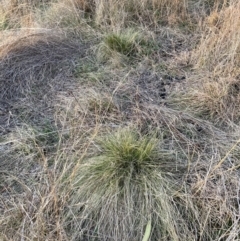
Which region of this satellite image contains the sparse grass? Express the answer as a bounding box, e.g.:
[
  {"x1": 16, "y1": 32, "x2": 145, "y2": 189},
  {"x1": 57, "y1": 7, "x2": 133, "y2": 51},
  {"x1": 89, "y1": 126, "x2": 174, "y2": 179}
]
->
[
  {"x1": 1, "y1": 0, "x2": 240, "y2": 240},
  {"x1": 73, "y1": 57, "x2": 105, "y2": 83}
]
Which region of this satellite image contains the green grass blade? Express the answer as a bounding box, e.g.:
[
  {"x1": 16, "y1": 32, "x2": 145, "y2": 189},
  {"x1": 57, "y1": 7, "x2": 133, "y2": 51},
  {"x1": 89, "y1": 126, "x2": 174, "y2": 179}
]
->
[{"x1": 142, "y1": 219, "x2": 151, "y2": 241}]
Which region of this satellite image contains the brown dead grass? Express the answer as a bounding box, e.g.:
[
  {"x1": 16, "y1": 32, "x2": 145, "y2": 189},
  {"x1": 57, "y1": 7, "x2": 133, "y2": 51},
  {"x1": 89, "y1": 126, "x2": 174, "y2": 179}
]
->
[
  {"x1": 0, "y1": 0, "x2": 49, "y2": 29},
  {"x1": 0, "y1": 0, "x2": 240, "y2": 240},
  {"x1": 170, "y1": 74, "x2": 240, "y2": 124},
  {"x1": 169, "y1": 0, "x2": 240, "y2": 125},
  {"x1": 94, "y1": 0, "x2": 189, "y2": 28},
  {"x1": 193, "y1": 0, "x2": 240, "y2": 78}
]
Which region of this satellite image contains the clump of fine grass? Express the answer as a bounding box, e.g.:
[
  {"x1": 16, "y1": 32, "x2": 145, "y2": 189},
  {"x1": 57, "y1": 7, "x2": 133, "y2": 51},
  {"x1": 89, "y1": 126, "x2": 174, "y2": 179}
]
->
[
  {"x1": 98, "y1": 30, "x2": 139, "y2": 63},
  {"x1": 64, "y1": 128, "x2": 198, "y2": 241},
  {"x1": 104, "y1": 33, "x2": 137, "y2": 56},
  {"x1": 98, "y1": 29, "x2": 158, "y2": 64}
]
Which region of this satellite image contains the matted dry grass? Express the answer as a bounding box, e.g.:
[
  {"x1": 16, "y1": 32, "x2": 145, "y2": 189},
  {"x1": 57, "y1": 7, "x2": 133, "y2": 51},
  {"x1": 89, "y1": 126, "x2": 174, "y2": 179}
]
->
[
  {"x1": 0, "y1": 30, "x2": 89, "y2": 135},
  {"x1": 0, "y1": 0, "x2": 240, "y2": 241}
]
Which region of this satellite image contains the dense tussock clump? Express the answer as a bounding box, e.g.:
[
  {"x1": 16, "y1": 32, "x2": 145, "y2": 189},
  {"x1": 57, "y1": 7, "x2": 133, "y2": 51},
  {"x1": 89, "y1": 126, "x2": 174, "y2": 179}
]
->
[{"x1": 64, "y1": 128, "x2": 197, "y2": 241}]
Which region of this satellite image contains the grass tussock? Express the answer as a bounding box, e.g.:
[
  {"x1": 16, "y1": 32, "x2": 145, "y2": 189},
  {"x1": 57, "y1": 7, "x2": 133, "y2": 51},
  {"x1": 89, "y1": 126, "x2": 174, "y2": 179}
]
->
[
  {"x1": 1, "y1": 0, "x2": 240, "y2": 240},
  {"x1": 104, "y1": 32, "x2": 139, "y2": 57},
  {"x1": 98, "y1": 30, "x2": 141, "y2": 64},
  {"x1": 97, "y1": 29, "x2": 159, "y2": 65},
  {"x1": 65, "y1": 128, "x2": 196, "y2": 241}
]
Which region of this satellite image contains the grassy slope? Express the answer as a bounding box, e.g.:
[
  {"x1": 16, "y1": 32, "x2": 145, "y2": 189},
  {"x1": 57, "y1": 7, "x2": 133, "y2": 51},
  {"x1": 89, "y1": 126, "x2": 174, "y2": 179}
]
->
[{"x1": 0, "y1": 0, "x2": 240, "y2": 240}]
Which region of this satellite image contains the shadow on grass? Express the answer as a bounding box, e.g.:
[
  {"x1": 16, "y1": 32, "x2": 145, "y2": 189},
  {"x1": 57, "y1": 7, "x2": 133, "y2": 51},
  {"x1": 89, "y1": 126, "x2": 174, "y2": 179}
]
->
[{"x1": 0, "y1": 32, "x2": 89, "y2": 135}]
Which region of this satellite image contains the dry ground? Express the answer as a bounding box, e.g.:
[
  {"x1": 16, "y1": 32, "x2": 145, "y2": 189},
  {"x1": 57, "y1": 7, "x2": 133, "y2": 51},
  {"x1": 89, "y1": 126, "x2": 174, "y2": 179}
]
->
[{"x1": 0, "y1": 0, "x2": 240, "y2": 240}]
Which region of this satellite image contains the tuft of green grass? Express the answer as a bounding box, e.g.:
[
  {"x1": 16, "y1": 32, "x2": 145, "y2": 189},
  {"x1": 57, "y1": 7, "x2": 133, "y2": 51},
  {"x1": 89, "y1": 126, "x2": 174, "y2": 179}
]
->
[
  {"x1": 99, "y1": 30, "x2": 139, "y2": 63},
  {"x1": 98, "y1": 29, "x2": 159, "y2": 64},
  {"x1": 0, "y1": 15, "x2": 10, "y2": 30},
  {"x1": 104, "y1": 32, "x2": 137, "y2": 56},
  {"x1": 94, "y1": 129, "x2": 158, "y2": 179},
  {"x1": 64, "y1": 128, "x2": 197, "y2": 241}
]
